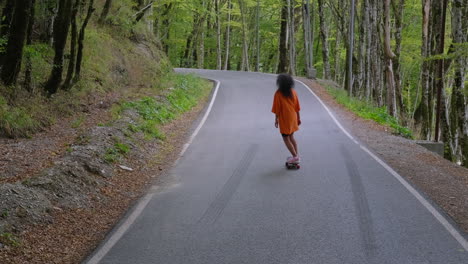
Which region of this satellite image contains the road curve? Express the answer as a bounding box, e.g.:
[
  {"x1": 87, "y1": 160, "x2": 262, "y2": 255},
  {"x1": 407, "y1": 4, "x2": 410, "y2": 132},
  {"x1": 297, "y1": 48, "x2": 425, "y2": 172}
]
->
[{"x1": 85, "y1": 69, "x2": 467, "y2": 264}]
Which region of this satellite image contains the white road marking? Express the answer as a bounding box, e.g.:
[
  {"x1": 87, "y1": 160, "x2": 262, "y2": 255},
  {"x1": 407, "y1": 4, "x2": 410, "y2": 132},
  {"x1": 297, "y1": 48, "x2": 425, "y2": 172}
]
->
[
  {"x1": 179, "y1": 79, "x2": 221, "y2": 157},
  {"x1": 85, "y1": 191, "x2": 157, "y2": 264},
  {"x1": 295, "y1": 78, "x2": 468, "y2": 252},
  {"x1": 84, "y1": 79, "x2": 221, "y2": 264},
  {"x1": 295, "y1": 79, "x2": 359, "y2": 144}
]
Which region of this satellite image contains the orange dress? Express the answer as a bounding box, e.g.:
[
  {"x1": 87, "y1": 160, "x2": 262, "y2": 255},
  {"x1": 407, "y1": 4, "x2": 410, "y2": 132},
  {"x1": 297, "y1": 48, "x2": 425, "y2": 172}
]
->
[{"x1": 271, "y1": 89, "x2": 301, "y2": 134}]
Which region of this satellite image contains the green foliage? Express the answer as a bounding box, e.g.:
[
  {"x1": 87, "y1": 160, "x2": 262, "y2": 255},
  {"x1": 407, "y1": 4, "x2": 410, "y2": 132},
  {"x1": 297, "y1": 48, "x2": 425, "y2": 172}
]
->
[
  {"x1": 23, "y1": 43, "x2": 54, "y2": 84},
  {"x1": 0, "y1": 233, "x2": 20, "y2": 247},
  {"x1": 104, "y1": 142, "x2": 130, "y2": 163},
  {"x1": 114, "y1": 142, "x2": 130, "y2": 154},
  {"x1": 0, "y1": 36, "x2": 8, "y2": 53},
  {"x1": 324, "y1": 85, "x2": 413, "y2": 139},
  {"x1": 71, "y1": 115, "x2": 85, "y2": 128},
  {"x1": 104, "y1": 0, "x2": 139, "y2": 36},
  {"x1": 0, "y1": 96, "x2": 40, "y2": 138},
  {"x1": 117, "y1": 73, "x2": 211, "y2": 140},
  {"x1": 1, "y1": 209, "x2": 8, "y2": 218}
]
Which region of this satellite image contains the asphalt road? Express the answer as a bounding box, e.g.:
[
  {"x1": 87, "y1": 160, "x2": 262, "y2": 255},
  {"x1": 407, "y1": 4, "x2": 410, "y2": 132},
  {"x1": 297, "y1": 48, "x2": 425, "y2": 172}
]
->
[{"x1": 86, "y1": 70, "x2": 467, "y2": 264}]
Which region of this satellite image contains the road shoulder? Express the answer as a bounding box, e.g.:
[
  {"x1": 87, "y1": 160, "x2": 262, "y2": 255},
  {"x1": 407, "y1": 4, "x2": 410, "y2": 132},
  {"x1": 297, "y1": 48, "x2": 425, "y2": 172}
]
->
[{"x1": 298, "y1": 78, "x2": 468, "y2": 234}]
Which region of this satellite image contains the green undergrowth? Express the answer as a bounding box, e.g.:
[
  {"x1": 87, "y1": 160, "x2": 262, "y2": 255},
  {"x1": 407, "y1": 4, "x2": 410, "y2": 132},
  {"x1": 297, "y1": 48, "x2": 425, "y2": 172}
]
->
[
  {"x1": 0, "y1": 2, "x2": 171, "y2": 138},
  {"x1": 0, "y1": 232, "x2": 20, "y2": 247},
  {"x1": 115, "y1": 73, "x2": 212, "y2": 140},
  {"x1": 104, "y1": 141, "x2": 131, "y2": 163},
  {"x1": 322, "y1": 83, "x2": 413, "y2": 139}
]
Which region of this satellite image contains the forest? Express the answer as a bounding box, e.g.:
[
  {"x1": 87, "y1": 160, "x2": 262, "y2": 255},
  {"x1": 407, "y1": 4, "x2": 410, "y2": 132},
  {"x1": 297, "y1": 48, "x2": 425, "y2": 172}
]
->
[
  {"x1": 153, "y1": 0, "x2": 468, "y2": 167},
  {"x1": 0, "y1": 0, "x2": 467, "y2": 167}
]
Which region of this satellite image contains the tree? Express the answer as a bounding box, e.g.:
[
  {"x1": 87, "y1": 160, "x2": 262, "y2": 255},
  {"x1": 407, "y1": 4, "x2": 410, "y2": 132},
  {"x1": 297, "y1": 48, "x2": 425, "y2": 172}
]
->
[
  {"x1": 24, "y1": 0, "x2": 37, "y2": 92},
  {"x1": 383, "y1": 0, "x2": 397, "y2": 117},
  {"x1": 45, "y1": 0, "x2": 74, "y2": 95},
  {"x1": 238, "y1": 0, "x2": 250, "y2": 71},
  {"x1": 73, "y1": 0, "x2": 95, "y2": 83},
  {"x1": 215, "y1": 0, "x2": 222, "y2": 70},
  {"x1": 287, "y1": 0, "x2": 296, "y2": 75},
  {"x1": 223, "y1": 0, "x2": 232, "y2": 70},
  {"x1": 317, "y1": 0, "x2": 330, "y2": 79},
  {"x1": 277, "y1": 0, "x2": 289, "y2": 73},
  {"x1": 449, "y1": 0, "x2": 468, "y2": 167},
  {"x1": 99, "y1": 0, "x2": 113, "y2": 24},
  {"x1": 1, "y1": 0, "x2": 33, "y2": 85},
  {"x1": 0, "y1": 0, "x2": 15, "y2": 38},
  {"x1": 415, "y1": 0, "x2": 432, "y2": 140},
  {"x1": 63, "y1": 0, "x2": 79, "y2": 90}
]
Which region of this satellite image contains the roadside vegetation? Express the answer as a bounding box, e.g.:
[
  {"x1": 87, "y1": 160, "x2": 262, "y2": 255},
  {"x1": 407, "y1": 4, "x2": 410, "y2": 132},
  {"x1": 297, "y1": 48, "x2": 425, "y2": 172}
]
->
[
  {"x1": 114, "y1": 73, "x2": 212, "y2": 140},
  {"x1": 0, "y1": 0, "x2": 172, "y2": 138},
  {"x1": 321, "y1": 81, "x2": 413, "y2": 139}
]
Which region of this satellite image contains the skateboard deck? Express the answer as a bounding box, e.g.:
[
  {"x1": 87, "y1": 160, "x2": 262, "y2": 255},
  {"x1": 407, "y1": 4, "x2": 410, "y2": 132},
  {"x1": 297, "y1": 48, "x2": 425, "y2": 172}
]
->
[{"x1": 285, "y1": 161, "x2": 300, "y2": 170}]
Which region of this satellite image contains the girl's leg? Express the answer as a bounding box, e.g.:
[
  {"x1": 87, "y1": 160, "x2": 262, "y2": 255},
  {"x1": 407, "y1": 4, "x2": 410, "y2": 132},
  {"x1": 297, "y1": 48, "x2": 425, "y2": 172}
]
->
[
  {"x1": 290, "y1": 134, "x2": 298, "y2": 157},
  {"x1": 282, "y1": 135, "x2": 297, "y2": 157}
]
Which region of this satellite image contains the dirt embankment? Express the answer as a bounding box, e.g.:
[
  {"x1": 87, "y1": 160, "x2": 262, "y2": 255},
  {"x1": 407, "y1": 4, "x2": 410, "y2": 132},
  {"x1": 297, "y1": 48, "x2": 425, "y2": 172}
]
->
[
  {"x1": 299, "y1": 78, "x2": 468, "y2": 233},
  {"x1": 0, "y1": 82, "x2": 212, "y2": 263}
]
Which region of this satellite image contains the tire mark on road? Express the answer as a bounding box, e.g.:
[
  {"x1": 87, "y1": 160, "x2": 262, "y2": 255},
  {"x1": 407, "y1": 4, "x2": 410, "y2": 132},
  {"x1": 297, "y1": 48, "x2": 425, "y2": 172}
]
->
[
  {"x1": 197, "y1": 144, "x2": 258, "y2": 227},
  {"x1": 341, "y1": 145, "x2": 377, "y2": 258}
]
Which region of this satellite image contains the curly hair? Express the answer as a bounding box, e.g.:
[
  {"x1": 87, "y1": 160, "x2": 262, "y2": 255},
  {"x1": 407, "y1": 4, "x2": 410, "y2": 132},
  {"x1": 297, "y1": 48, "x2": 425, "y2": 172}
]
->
[{"x1": 276, "y1": 73, "x2": 295, "y2": 98}]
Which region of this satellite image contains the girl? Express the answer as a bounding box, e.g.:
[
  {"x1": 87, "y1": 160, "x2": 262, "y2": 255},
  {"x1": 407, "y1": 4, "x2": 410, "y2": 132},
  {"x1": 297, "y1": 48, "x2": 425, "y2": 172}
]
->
[{"x1": 271, "y1": 74, "x2": 301, "y2": 164}]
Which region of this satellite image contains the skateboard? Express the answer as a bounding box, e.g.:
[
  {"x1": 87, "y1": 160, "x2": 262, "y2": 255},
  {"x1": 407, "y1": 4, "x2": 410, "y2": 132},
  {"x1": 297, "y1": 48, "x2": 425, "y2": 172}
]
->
[{"x1": 285, "y1": 161, "x2": 300, "y2": 170}]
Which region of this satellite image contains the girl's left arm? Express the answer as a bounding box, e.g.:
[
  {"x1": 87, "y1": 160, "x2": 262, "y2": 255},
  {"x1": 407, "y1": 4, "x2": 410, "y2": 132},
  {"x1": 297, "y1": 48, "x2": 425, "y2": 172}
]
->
[{"x1": 297, "y1": 111, "x2": 301, "y2": 126}]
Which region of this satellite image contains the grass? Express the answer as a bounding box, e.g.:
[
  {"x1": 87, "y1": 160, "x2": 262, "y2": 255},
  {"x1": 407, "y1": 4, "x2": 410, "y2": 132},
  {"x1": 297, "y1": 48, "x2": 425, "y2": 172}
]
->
[
  {"x1": 0, "y1": 96, "x2": 41, "y2": 138},
  {"x1": 0, "y1": 2, "x2": 172, "y2": 138},
  {"x1": 116, "y1": 73, "x2": 212, "y2": 140},
  {"x1": 0, "y1": 232, "x2": 20, "y2": 247},
  {"x1": 104, "y1": 142, "x2": 131, "y2": 163},
  {"x1": 322, "y1": 83, "x2": 413, "y2": 139},
  {"x1": 71, "y1": 115, "x2": 85, "y2": 128}
]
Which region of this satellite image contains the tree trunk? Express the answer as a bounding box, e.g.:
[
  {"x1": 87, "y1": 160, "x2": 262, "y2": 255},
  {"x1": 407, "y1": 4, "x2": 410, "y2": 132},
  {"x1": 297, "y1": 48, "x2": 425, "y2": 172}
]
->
[
  {"x1": 255, "y1": 0, "x2": 260, "y2": 72},
  {"x1": 99, "y1": 0, "x2": 112, "y2": 24},
  {"x1": 197, "y1": 0, "x2": 206, "y2": 69},
  {"x1": 383, "y1": 0, "x2": 397, "y2": 117},
  {"x1": 450, "y1": 0, "x2": 468, "y2": 167},
  {"x1": 1, "y1": 0, "x2": 33, "y2": 86},
  {"x1": 73, "y1": 0, "x2": 95, "y2": 83},
  {"x1": 47, "y1": 4, "x2": 58, "y2": 46},
  {"x1": 215, "y1": 0, "x2": 222, "y2": 70},
  {"x1": 287, "y1": 0, "x2": 296, "y2": 75},
  {"x1": 161, "y1": 3, "x2": 173, "y2": 55},
  {"x1": 238, "y1": 0, "x2": 250, "y2": 71},
  {"x1": 45, "y1": 0, "x2": 73, "y2": 95},
  {"x1": 346, "y1": 0, "x2": 355, "y2": 95},
  {"x1": 223, "y1": 0, "x2": 232, "y2": 70},
  {"x1": 317, "y1": 0, "x2": 330, "y2": 79},
  {"x1": 415, "y1": 0, "x2": 431, "y2": 139},
  {"x1": 0, "y1": 0, "x2": 15, "y2": 37},
  {"x1": 277, "y1": 0, "x2": 289, "y2": 73},
  {"x1": 24, "y1": 0, "x2": 36, "y2": 93},
  {"x1": 392, "y1": 0, "x2": 405, "y2": 116},
  {"x1": 434, "y1": 0, "x2": 448, "y2": 142},
  {"x1": 63, "y1": 0, "x2": 79, "y2": 90},
  {"x1": 370, "y1": 0, "x2": 383, "y2": 106}
]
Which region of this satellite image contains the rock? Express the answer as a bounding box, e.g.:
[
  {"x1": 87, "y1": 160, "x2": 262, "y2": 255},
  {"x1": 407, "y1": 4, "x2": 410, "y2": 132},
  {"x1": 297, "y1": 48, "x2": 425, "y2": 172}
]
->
[{"x1": 119, "y1": 165, "x2": 133, "y2": 171}]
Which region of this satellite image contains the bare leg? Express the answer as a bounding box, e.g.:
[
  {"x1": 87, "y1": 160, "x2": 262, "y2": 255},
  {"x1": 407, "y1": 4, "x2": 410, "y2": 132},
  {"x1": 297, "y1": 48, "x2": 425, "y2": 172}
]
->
[
  {"x1": 282, "y1": 136, "x2": 297, "y2": 157},
  {"x1": 290, "y1": 134, "x2": 298, "y2": 157}
]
